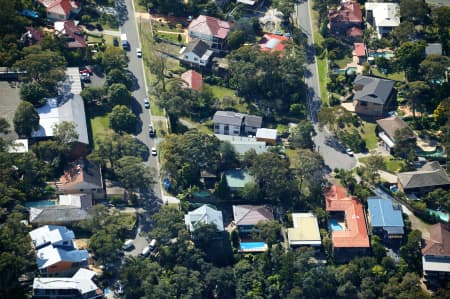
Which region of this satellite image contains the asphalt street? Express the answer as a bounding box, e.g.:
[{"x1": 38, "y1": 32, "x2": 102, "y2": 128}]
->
[
  {"x1": 118, "y1": 0, "x2": 162, "y2": 256},
  {"x1": 295, "y1": 1, "x2": 356, "y2": 170}
]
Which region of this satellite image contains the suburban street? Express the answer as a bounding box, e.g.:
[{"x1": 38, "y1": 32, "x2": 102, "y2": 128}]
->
[
  {"x1": 295, "y1": 1, "x2": 356, "y2": 170},
  {"x1": 118, "y1": 0, "x2": 162, "y2": 256}
]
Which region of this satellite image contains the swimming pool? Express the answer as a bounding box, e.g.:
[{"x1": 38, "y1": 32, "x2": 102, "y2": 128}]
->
[
  {"x1": 329, "y1": 219, "x2": 344, "y2": 231},
  {"x1": 24, "y1": 200, "x2": 57, "y2": 208},
  {"x1": 427, "y1": 209, "x2": 449, "y2": 222},
  {"x1": 239, "y1": 242, "x2": 267, "y2": 252},
  {"x1": 369, "y1": 52, "x2": 395, "y2": 59}
]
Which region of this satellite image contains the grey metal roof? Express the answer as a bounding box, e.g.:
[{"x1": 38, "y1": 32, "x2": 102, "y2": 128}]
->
[
  {"x1": 425, "y1": 43, "x2": 442, "y2": 56},
  {"x1": 244, "y1": 115, "x2": 263, "y2": 128},
  {"x1": 353, "y1": 75, "x2": 395, "y2": 105},
  {"x1": 185, "y1": 39, "x2": 210, "y2": 57},
  {"x1": 213, "y1": 110, "x2": 245, "y2": 126},
  {"x1": 398, "y1": 162, "x2": 450, "y2": 190},
  {"x1": 30, "y1": 206, "x2": 90, "y2": 225}
]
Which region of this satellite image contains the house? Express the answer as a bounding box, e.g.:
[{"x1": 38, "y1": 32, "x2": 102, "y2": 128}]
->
[
  {"x1": 259, "y1": 33, "x2": 289, "y2": 52},
  {"x1": 346, "y1": 27, "x2": 363, "y2": 41},
  {"x1": 184, "y1": 204, "x2": 224, "y2": 232},
  {"x1": 32, "y1": 68, "x2": 89, "y2": 150},
  {"x1": 328, "y1": 1, "x2": 363, "y2": 39},
  {"x1": 212, "y1": 111, "x2": 262, "y2": 136},
  {"x1": 425, "y1": 43, "x2": 443, "y2": 56},
  {"x1": 353, "y1": 75, "x2": 396, "y2": 117},
  {"x1": 255, "y1": 128, "x2": 277, "y2": 145},
  {"x1": 35, "y1": 243, "x2": 89, "y2": 276},
  {"x1": 353, "y1": 43, "x2": 366, "y2": 65},
  {"x1": 59, "y1": 194, "x2": 92, "y2": 210},
  {"x1": 39, "y1": 0, "x2": 81, "y2": 20},
  {"x1": 287, "y1": 213, "x2": 321, "y2": 248},
  {"x1": 232, "y1": 205, "x2": 274, "y2": 233},
  {"x1": 29, "y1": 225, "x2": 75, "y2": 250},
  {"x1": 181, "y1": 70, "x2": 203, "y2": 91},
  {"x1": 58, "y1": 159, "x2": 104, "y2": 200},
  {"x1": 32, "y1": 268, "x2": 103, "y2": 299},
  {"x1": 422, "y1": 223, "x2": 450, "y2": 287},
  {"x1": 180, "y1": 39, "x2": 214, "y2": 67},
  {"x1": 397, "y1": 162, "x2": 450, "y2": 195},
  {"x1": 325, "y1": 185, "x2": 370, "y2": 261},
  {"x1": 188, "y1": 15, "x2": 232, "y2": 50},
  {"x1": 30, "y1": 206, "x2": 90, "y2": 226},
  {"x1": 376, "y1": 116, "x2": 416, "y2": 153},
  {"x1": 54, "y1": 20, "x2": 87, "y2": 48},
  {"x1": 237, "y1": 0, "x2": 258, "y2": 5},
  {"x1": 365, "y1": 2, "x2": 400, "y2": 39},
  {"x1": 367, "y1": 197, "x2": 404, "y2": 240},
  {"x1": 224, "y1": 169, "x2": 253, "y2": 191},
  {"x1": 215, "y1": 134, "x2": 267, "y2": 155}
]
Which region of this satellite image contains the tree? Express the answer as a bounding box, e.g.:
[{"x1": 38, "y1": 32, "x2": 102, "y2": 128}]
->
[
  {"x1": 400, "y1": 0, "x2": 430, "y2": 25},
  {"x1": 109, "y1": 105, "x2": 137, "y2": 133},
  {"x1": 14, "y1": 48, "x2": 66, "y2": 93},
  {"x1": 13, "y1": 101, "x2": 39, "y2": 138},
  {"x1": 101, "y1": 46, "x2": 129, "y2": 72},
  {"x1": 105, "y1": 68, "x2": 132, "y2": 89},
  {"x1": 108, "y1": 83, "x2": 132, "y2": 106},
  {"x1": 20, "y1": 82, "x2": 47, "y2": 107},
  {"x1": 293, "y1": 149, "x2": 325, "y2": 202},
  {"x1": 115, "y1": 156, "x2": 154, "y2": 191},
  {"x1": 403, "y1": 81, "x2": 431, "y2": 120},
  {"x1": 227, "y1": 30, "x2": 247, "y2": 50},
  {"x1": 80, "y1": 86, "x2": 106, "y2": 106},
  {"x1": 272, "y1": 0, "x2": 295, "y2": 18},
  {"x1": 191, "y1": 223, "x2": 218, "y2": 251},
  {"x1": 400, "y1": 229, "x2": 422, "y2": 274},
  {"x1": 364, "y1": 154, "x2": 385, "y2": 183},
  {"x1": 239, "y1": 182, "x2": 260, "y2": 202},
  {"x1": 52, "y1": 121, "x2": 79, "y2": 148},
  {"x1": 151, "y1": 206, "x2": 186, "y2": 240},
  {"x1": 291, "y1": 120, "x2": 316, "y2": 149},
  {"x1": 432, "y1": 6, "x2": 450, "y2": 54},
  {"x1": 419, "y1": 54, "x2": 450, "y2": 84},
  {"x1": 433, "y1": 97, "x2": 450, "y2": 125},
  {"x1": 148, "y1": 51, "x2": 167, "y2": 92},
  {"x1": 395, "y1": 41, "x2": 426, "y2": 81},
  {"x1": 391, "y1": 21, "x2": 416, "y2": 46},
  {"x1": 204, "y1": 267, "x2": 236, "y2": 299},
  {"x1": 255, "y1": 220, "x2": 281, "y2": 247}
]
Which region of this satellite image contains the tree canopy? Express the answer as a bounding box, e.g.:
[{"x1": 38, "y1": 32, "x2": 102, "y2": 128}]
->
[{"x1": 13, "y1": 100, "x2": 39, "y2": 138}]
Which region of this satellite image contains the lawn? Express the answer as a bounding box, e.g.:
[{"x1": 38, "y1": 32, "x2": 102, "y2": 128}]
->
[
  {"x1": 285, "y1": 148, "x2": 300, "y2": 169},
  {"x1": 371, "y1": 68, "x2": 405, "y2": 82},
  {"x1": 89, "y1": 114, "x2": 112, "y2": 149},
  {"x1": 360, "y1": 122, "x2": 378, "y2": 150},
  {"x1": 359, "y1": 156, "x2": 405, "y2": 173},
  {"x1": 133, "y1": 0, "x2": 147, "y2": 12},
  {"x1": 156, "y1": 32, "x2": 183, "y2": 43},
  {"x1": 206, "y1": 84, "x2": 248, "y2": 113}
]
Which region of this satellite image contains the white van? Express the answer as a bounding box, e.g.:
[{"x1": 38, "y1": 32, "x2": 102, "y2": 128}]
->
[
  {"x1": 122, "y1": 239, "x2": 134, "y2": 251},
  {"x1": 140, "y1": 245, "x2": 151, "y2": 257},
  {"x1": 149, "y1": 239, "x2": 157, "y2": 249}
]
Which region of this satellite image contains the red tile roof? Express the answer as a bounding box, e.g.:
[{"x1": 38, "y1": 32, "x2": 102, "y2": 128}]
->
[
  {"x1": 422, "y1": 223, "x2": 450, "y2": 256},
  {"x1": 181, "y1": 70, "x2": 203, "y2": 91},
  {"x1": 329, "y1": 2, "x2": 363, "y2": 23},
  {"x1": 347, "y1": 27, "x2": 363, "y2": 37},
  {"x1": 354, "y1": 43, "x2": 366, "y2": 57},
  {"x1": 40, "y1": 0, "x2": 78, "y2": 16},
  {"x1": 325, "y1": 185, "x2": 370, "y2": 248},
  {"x1": 188, "y1": 15, "x2": 232, "y2": 39},
  {"x1": 258, "y1": 33, "x2": 289, "y2": 52}
]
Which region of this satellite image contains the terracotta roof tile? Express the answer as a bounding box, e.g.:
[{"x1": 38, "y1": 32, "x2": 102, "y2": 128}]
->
[
  {"x1": 188, "y1": 15, "x2": 232, "y2": 39},
  {"x1": 181, "y1": 70, "x2": 203, "y2": 91},
  {"x1": 422, "y1": 223, "x2": 450, "y2": 256}
]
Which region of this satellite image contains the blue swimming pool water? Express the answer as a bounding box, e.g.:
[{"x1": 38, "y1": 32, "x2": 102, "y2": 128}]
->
[
  {"x1": 240, "y1": 242, "x2": 267, "y2": 251},
  {"x1": 24, "y1": 200, "x2": 57, "y2": 208},
  {"x1": 329, "y1": 219, "x2": 343, "y2": 231},
  {"x1": 427, "y1": 209, "x2": 449, "y2": 222}
]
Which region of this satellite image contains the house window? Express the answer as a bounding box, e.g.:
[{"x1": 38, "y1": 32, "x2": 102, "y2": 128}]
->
[
  {"x1": 184, "y1": 55, "x2": 188, "y2": 59},
  {"x1": 200, "y1": 60, "x2": 204, "y2": 64},
  {"x1": 214, "y1": 125, "x2": 220, "y2": 130},
  {"x1": 233, "y1": 130, "x2": 240, "y2": 135},
  {"x1": 194, "y1": 57, "x2": 198, "y2": 61},
  {"x1": 360, "y1": 102, "x2": 367, "y2": 106}
]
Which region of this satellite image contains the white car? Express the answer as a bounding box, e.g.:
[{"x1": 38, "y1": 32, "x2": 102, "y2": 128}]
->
[
  {"x1": 151, "y1": 147, "x2": 157, "y2": 156},
  {"x1": 345, "y1": 148, "x2": 354, "y2": 156},
  {"x1": 144, "y1": 97, "x2": 150, "y2": 109},
  {"x1": 136, "y1": 48, "x2": 142, "y2": 57}
]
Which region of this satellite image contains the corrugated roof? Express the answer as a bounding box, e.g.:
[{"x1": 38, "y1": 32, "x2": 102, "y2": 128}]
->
[
  {"x1": 30, "y1": 206, "x2": 90, "y2": 225},
  {"x1": 213, "y1": 111, "x2": 245, "y2": 126},
  {"x1": 233, "y1": 205, "x2": 274, "y2": 226},
  {"x1": 33, "y1": 268, "x2": 100, "y2": 295},
  {"x1": 36, "y1": 245, "x2": 88, "y2": 269},
  {"x1": 256, "y1": 128, "x2": 277, "y2": 140},
  {"x1": 354, "y1": 43, "x2": 366, "y2": 57},
  {"x1": 244, "y1": 115, "x2": 263, "y2": 128},
  {"x1": 181, "y1": 70, "x2": 203, "y2": 91},
  {"x1": 215, "y1": 134, "x2": 267, "y2": 155},
  {"x1": 367, "y1": 196, "x2": 404, "y2": 233},
  {"x1": 184, "y1": 204, "x2": 224, "y2": 231},
  {"x1": 29, "y1": 225, "x2": 75, "y2": 249}
]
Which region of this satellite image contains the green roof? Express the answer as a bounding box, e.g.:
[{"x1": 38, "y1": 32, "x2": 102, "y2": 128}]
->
[{"x1": 224, "y1": 169, "x2": 252, "y2": 189}]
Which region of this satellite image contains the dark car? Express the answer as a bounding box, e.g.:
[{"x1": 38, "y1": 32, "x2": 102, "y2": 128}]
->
[
  {"x1": 149, "y1": 124, "x2": 156, "y2": 137},
  {"x1": 113, "y1": 37, "x2": 119, "y2": 47},
  {"x1": 95, "y1": 23, "x2": 103, "y2": 31}
]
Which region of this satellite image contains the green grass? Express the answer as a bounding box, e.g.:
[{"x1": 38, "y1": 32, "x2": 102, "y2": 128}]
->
[
  {"x1": 334, "y1": 53, "x2": 353, "y2": 69},
  {"x1": 90, "y1": 114, "x2": 112, "y2": 149},
  {"x1": 156, "y1": 32, "x2": 182, "y2": 43},
  {"x1": 206, "y1": 84, "x2": 248, "y2": 113},
  {"x1": 285, "y1": 148, "x2": 300, "y2": 169},
  {"x1": 132, "y1": 0, "x2": 147, "y2": 12},
  {"x1": 360, "y1": 122, "x2": 378, "y2": 150},
  {"x1": 371, "y1": 68, "x2": 405, "y2": 82},
  {"x1": 359, "y1": 156, "x2": 405, "y2": 173}
]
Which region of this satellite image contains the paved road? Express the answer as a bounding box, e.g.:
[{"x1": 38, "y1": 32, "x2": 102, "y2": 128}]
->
[
  {"x1": 295, "y1": 1, "x2": 356, "y2": 170},
  {"x1": 118, "y1": 0, "x2": 162, "y2": 256}
]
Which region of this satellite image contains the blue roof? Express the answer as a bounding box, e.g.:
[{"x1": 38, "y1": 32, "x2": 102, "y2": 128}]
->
[{"x1": 368, "y1": 197, "x2": 404, "y2": 230}]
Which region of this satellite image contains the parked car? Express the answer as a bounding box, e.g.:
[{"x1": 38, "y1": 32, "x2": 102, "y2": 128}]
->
[
  {"x1": 79, "y1": 67, "x2": 93, "y2": 75},
  {"x1": 114, "y1": 280, "x2": 125, "y2": 295},
  {"x1": 136, "y1": 48, "x2": 142, "y2": 58},
  {"x1": 80, "y1": 73, "x2": 91, "y2": 83},
  {"x1": 345, "y1": 148, "x2": 354, "y2": 156},
  {"x1": 144, "y1": 97, "x2": 150, "y2": 109},
  {"x1": 151, "y1": 147, "x2": 157, "y2": 156},
  {"x1": 113, "y1": 37, "x2": 119, "y2": 47},
  {"x1": 122, "y1": 239, "x2": 134, "y2": 251},
  {"x1": 149, "y1": 124, "x2": 155, "y2": 137},
  {"x1": 140, "y1": 245, "x2": 152, "y2": 257},
  {"x1": 149, "y1": 239, "x2": 157, "y2": 250}
]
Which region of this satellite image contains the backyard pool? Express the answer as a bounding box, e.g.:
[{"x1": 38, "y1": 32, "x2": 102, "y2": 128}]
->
[
  {"x1": 239, "y1": 242, "x2": 267, "y2": 252},
  {"x1": 24, "y1": 200, "x2": 57, "y2": 208},
  {"x1": 427, "y1": 209, "x2": 449, "y2": 222},
  {"x1": 329, "y1": 219, "x2": 344, "y2": 231},
  {"x1": 369, "y1": 52, "x2": 395, "y2": 59}
]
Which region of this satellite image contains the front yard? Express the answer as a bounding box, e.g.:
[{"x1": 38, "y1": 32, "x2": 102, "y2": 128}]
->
[
  {"x1": 359, "y1": 156, "x2": 405, "y2": 173},
  {"x1": 360, "y1": 122, "x2": 378, "y2": 150},
  {"x1": 89, "y1": 113, "x2": 112, "y2": 149}
]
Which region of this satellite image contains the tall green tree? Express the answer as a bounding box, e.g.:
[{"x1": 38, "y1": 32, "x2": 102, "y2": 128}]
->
[
  {"x1": 395, "y1": 41, "x2": 426, "y2": 81},
  {"x1": 101, "y1": 47, "x2": 129, "y2": 72},
  {"x1": 115, "y1": 156, "x2": 154, "y2": 191},
  {"x1": 109, "y1": 105, "x2": 137, "y2": 133},
  {"x1": 108, "y1": 83, "x2": 132, "y2": 106},
  {"x1": 419, "y1": 54, "x2": 450, "y2": 84},
  {"x1": 13, "y1": 101, "x2": 39, "y2": 138},
  {"x1": 20, "y1": 82, "x2": 47, "y2": 107},
  {"x1": 291, "y1": 120, "x2": 316, "y2": 149}
]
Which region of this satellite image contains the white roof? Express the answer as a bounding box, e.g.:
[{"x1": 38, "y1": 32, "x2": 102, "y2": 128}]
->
[
  {"x1": 237, "y1": 0, "x2": 256, "y2": 5},
  {"x1": 288, "y1": 213, "x2": 322, "y2": 246},
  {"x1": 378, "y1": 132, "x2": 395, "y2": 148},
  {"x1": 422, "y1": 256, "x2": 450, "y2": 273},
  {"x1": 36, "y1": 245, "x2": 89, "y2": 269},
  {"x1": 365, "y1": 2, "x2": 400, "y2": 27},
  {"x1": 59, "y1": 193, "x2": 92, "y2": 210},
  {"x1": 33, "y1": 268, "x2": 99, "y2": 295},
  {"x1": 7, "y1": 139, "x2": 28, "y2": 153},
  {"x1": 162, "y1": 196, "x2": 180, "y2": 206},
  {"x1": 32, "y1": 68, "x2": 89, "y2": 144},
  {"x1": 256, "y1": 128, "x2": 277, "y2": 140},
  {"x1": 184, "y1": 204, "x2": 224, "y2": 231},
  {"x1": 215, "y1": 134, "x2": 267, "y2": 155},
  {"x1": 29, "y1": 225, "x2": 75, "y2": 249}
]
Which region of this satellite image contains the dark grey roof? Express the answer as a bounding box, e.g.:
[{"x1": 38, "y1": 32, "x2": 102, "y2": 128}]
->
[
  {"x1": 425, "y1": 43, "x2": 442, "y2": 56},
  {"x1": 185, "y1": 39, "x2": 210, "y2": 57},
  {"x1": 353, "y1": 75, "x2": 395, "y2": 105},
  {"x1": 213, "y1": 111, "x2": 245, "y2": 126},
  {"x1": 30, "y1": 206, "x2": 90, "y2": 225},
  {"x1": 244, "y1": 115, "x2": 263, "y2": 128},
  {"x1": 398, "y1": 162, "x2": 450, "y2": 190}
]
